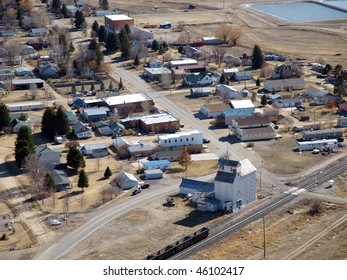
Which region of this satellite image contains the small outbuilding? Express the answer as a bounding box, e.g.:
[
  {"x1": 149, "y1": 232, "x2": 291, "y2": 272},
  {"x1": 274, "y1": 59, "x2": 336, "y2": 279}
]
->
[
  {"x1": 115, "y1": 171, "x2": 139, "y2": 190},
  {"x1": 144, "y1": 169, "x2": 163, "y2": 179}
]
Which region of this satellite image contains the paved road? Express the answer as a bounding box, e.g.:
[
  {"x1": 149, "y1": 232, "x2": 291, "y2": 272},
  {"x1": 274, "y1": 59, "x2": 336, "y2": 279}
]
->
[{"x1": 36, "y1": 173, "x2": 214, "y2": 260}]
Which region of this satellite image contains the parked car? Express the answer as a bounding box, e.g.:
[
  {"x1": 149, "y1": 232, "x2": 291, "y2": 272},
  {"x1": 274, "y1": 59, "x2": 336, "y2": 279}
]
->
[
  {"x1": 132, "y1": 188, "x2": 142, "y2": 195},
  {"x1": 203, "y1": 138, "x2": 210, "y2": 144},
  {"x1": 312, "y1": 149, "x2": 320, "y2": 154},
  {"x1": 141, "y1": 183, "x2": 150, "y2": 189}
]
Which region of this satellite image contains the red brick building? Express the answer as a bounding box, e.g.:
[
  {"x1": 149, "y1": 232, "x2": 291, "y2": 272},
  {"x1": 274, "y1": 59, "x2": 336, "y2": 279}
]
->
[{"x1": 104, "y1": 14, "x2": 134, "y2": 32}]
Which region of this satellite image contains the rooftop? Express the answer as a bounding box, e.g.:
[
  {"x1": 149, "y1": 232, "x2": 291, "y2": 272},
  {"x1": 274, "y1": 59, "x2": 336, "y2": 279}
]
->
[
  {"x1": 103, "y1": 93, "x2": 151, "y2": 106},
  {"x1": 81, "y1": 143, "x2": 108, "y2": 150},
  {"x1": 240, "y1": 125, "x2": 276, "y2": 136},
  {"x1": 83, "y1": 107, "x2": 110, "y2": 116},
  {"x1": 179, "y1": 178, "x2": 214, "y2": 193},
  {"x1": 144, "y1": 68, "x2": 172, "y2": 75},
  {"x1": 202, "y1": 103, "x2": 230, "y2": 112},
  {"x1": 230, "y1": 99, "x2": 255, "y2": 109},
  {"x1": 143, "y1": 160, "x2": 171, "y2": 167},
  {"x1": 105, "y1": 14, "x2": 133, "y2": 21},
  {"x1": 159, "y1": 129, "x2": 202, "y2": 140},
  {"x1": 234, "y1": 116, "x2": 270, "y2": 126}
]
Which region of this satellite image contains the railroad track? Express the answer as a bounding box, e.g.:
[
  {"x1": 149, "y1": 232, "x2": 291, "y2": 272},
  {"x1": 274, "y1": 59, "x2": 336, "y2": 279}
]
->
[{"x1": 172, "y1": 157, "x2": 347, "y2": 259}]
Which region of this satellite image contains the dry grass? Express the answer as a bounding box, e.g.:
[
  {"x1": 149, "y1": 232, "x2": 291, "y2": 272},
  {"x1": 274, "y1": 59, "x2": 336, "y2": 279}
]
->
[{"x1": 168, "y1": 160, "x2": 218, "y2": 178}]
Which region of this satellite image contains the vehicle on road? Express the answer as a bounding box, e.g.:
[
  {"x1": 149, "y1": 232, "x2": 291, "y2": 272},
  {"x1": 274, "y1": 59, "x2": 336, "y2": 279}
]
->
[
  {"x1": 203, "y1": 138, "x2": 210, "y2": 144},
  {"x1": 132, "y1": 188, "x2": 142, "y2": 196},
  {"x1": 141, "y1": 183, "x2": 150, "y2": 189},
  {"x1": 312, "y1": 149, "x2": 320, "y2": 154}
]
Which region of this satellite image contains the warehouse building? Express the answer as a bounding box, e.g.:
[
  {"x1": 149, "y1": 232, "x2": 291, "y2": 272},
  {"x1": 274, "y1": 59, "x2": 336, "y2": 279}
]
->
[{"x1": 104, "y1": 14, "x2": 134, "y2": 32}]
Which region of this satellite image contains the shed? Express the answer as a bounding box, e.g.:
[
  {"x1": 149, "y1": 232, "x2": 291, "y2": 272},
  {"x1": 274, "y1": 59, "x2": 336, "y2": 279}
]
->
[
  {"x1": 115, "y1": 171, "x2": 139, "y2": 190},
  {"x1": 80, "y1": 143, "x2": 109, "y2": 158},
  {"x1": 143, "y1": 160, "x2": 171, "y2": 170},
  {"x1": 144, "y1": 169, "x2": 163, "y2": 179},
  {"x1": 190, "y1": 87, "x2": 212, "y2": 97}
]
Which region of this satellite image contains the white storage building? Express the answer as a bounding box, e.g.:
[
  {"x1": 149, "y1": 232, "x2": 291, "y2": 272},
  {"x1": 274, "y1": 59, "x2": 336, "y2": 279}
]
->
[
  {"x1": 158, "y1": 129, "x2": 203, "y2": 148},
  {"x1": 297, "y1": 139, "x2": 338, "y2": 151}
]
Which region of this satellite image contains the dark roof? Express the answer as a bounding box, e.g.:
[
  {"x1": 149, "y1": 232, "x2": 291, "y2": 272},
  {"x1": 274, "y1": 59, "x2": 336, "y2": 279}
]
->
[
  {"x1": 218, "y1": 158, "x2": 240, "y2": 168},
  {"x1": 179, "y1": 178, "x2": 214, "y2": 193},
  {"x1": 214, "y1": 171, "x2": 237, "y2": 184},
  {"x1": 234, "y1": 116, "x2": 270, "y2": 126}
]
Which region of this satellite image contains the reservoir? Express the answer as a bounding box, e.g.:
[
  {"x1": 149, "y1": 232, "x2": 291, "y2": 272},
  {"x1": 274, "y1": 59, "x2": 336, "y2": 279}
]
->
[
  {"x1": 327, "y1": 1, "x2": 347, "y2": 10},
  {"x1": 252, "y1": 1, "x2": 347, "y2": 22}
]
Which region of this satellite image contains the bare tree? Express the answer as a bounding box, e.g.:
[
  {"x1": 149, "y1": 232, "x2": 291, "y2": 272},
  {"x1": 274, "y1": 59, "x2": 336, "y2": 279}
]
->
[
  {"x1": 30, "y1": 10, "x2": 50, "y2": 28},
  {"x1": 24, "y1": 154, "x2": 47, "y2": 203},
  {"x1": 175, "y1": 20, "x2": 186, "y2": 32},
  {"x1": 260, "y1": 63, "x2": 274, "y2": 78},
  {"x1": 18, "y1": 0, "x2": 33, "y2": 13},
  {"x1": 2, "y1": 40, "x2": 21, "y2": 66},
  {"x1": 30, "y1": 83, "x2": 38, "y2": 100},
  {"x1": 160, "y1": 73, "x2": 172, "y2": 91},
  {"x1": 215, "y1": 24, "x2": 241, "y2": 46},
  {"x1": 109, "y1": 109, "x2": 120, "y2": 123},
  {"x1": 212, "y1": 46, "x2": 227, "y2": 68}
]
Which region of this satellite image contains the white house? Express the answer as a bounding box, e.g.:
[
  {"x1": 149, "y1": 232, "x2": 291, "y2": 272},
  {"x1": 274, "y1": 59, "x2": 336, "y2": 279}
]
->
[
  {"x1": 214, "y1": 158, "x2": 256, "y2": 212},
  {"x1": 158, "y1": 130, "x2": 203, "y2": 149},
  {"x1": 11, "y1": 119, "x2": 32, "y2": 133},
  {"x1": 80, "y1": 143, "x2": 109, "y2": 158},
  {"x1": 273, "y1": 97, "x2": 303, "y2": 108},
  {"x1": 28, "y1": 28, "x2": 48, "y2": 37},
  {"x1": 184, "y1": 72, "x2": 212, "y2": 87},
  {"x1": 234, "y1": 125, "x2": 277, "y2": 141},
  {"x1": 7, "y1": 101, "x2": 44, "y2": 112},
  {"x1": 304, "y1": 85, "x2": 329, "y2": 98},
  {"x1": 232, "y1": 71, "x2": 253, "y2": 81},
  {"x1": 115, "y1": 171, "x2": 139, "y2": 190},
  {"x1": 216, "y1": 84, "x2": 239, "y2": 99},
  {"x1": 73, "y1": 121, "x2": 93, "y2": 139},
  {"x1": 112, "y1": 137, "x2": 131, "y2": 150},
  {"x1": 35, "y1": 145, "x2": 61, "y2": 170},
  {"x1": 264, "y1": 78, "x2": 306, "y2": 92},
  {"x1": 147, "y1": 58, "x2": 163, "y2": 68},
  {"x1": 169, "y1": 59, "x2": 198, "y2": 69}
]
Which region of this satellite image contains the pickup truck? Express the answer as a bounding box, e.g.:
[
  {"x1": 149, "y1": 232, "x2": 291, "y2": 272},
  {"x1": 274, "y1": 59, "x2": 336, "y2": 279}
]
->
[{"x1": 141, "y1": 184, "x2": 150, "y2": 189}]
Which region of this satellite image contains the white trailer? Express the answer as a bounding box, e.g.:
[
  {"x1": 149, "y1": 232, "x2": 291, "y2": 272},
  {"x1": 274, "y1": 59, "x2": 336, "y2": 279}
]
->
[
  {"x1": 297, "y1": 139, "x2": 338, "y2": 152},
  {"x1": 7, "y1": 102, "x2": 44, "y2": 112},
  {"x1": 144, "y1": 169, "x2": 163, "y2": 179}
]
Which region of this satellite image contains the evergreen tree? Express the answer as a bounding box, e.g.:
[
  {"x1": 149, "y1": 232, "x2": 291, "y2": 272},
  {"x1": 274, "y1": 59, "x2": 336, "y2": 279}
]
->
[
  {"x1": 44, "y1": 173, "x2": 56, "y2": 193},
  {"x1": 69, "y1": 42, "x2": 75, "y2": 54},
  {"x1": 51, "y1": 0, "x2": 61, "y2": 14},
  {"x1": 252, "y1": 45, "x2": 264, "y2": 69},
  {"x1": 178, "y1": 45, "x2": 184, "y2": 54},
  {"x1": 109, "y1": 81, "x2": 113, "y2": 90},
  {"x1": 74, "y1": 10, "x2": 86, "y2": 30},
  {"x1": 15, "y1": 127, "x2": 34, "y2": 168},
  {"x1": 162, "y1": 41, "x2": 168, "y2": 52},
  {"x1": 81, "y1": 85, "x2": 85, "y2": 92},
  {"x1": 334, "y1": 74, "x2": 346, "y2": 96},
  {"x1": 151, "y1": 39, "x2": 159, "y2": 51},
  {"x1": 120, "y1": 31, "x2": 131, "y2": 58},
  {"x1": 0, "y1": 103, "x2": 11, "y2": 130},
  {"x1": 67, "y1": 146, "x2": 85, "y2": 170},
  {"x1": 91, "y1": 20, "x2": 99, "y2": 35},
  {"x1": 90, "y1": 83, "x2": 95, "y2": 91},
  {"x1": 88, "y1": 38, "x2": 98, "y2": 51},
  {"x1": 261, "y1": 94, "x2": 267, "y2": 106},
  {"x1": 18, "y1": 113, "x2": 28, "y2": 121},
  {"x1": 55, "y1": 106, "x2": 70, "y2": 136},
  {"x1": 220, "y1": 72, "x2": 226, "y2": 84},
  {"x1": 61, "y1": 3, "x2": 68, "y2": 18},
  {"x1": 78, "y1": 169, "x2": 89, "y2": 192},
  {"x1": 95, "y1": 47, "x2": 104, "y2": 65},
  {"x1": 41, "y1": 107, "x2": 56, "y2": 139},
  {"x1": 124, "y1": 24, "x2": 131, "y2": 35},
  {"x1": 100, "y1": 81, "x2": 105, "y2": 91},
  {"x1": 256, "y1": 78, "x2": 261, "y2": 87},
  {"x1": 71, "y1": 85, "x2": 76, "y2": 93},
  {"x1": 118, "y1": 78, "x2": 123, "y2": 90},
  {"x1": 97, "y1": 25, "x2": 107, "y2": 43},
  {"x1": 99, "y1": 0, "x2": 109, "y2": 10},
  {"x1": 104, "y1": 166, "x2": 112, "y2": 178},
  {"x1": 105, "y1": 32, "x2": 119, "y2": 53},
  {"x1": 133, "y1": 55, "x2": 139, "y2": 66}
]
